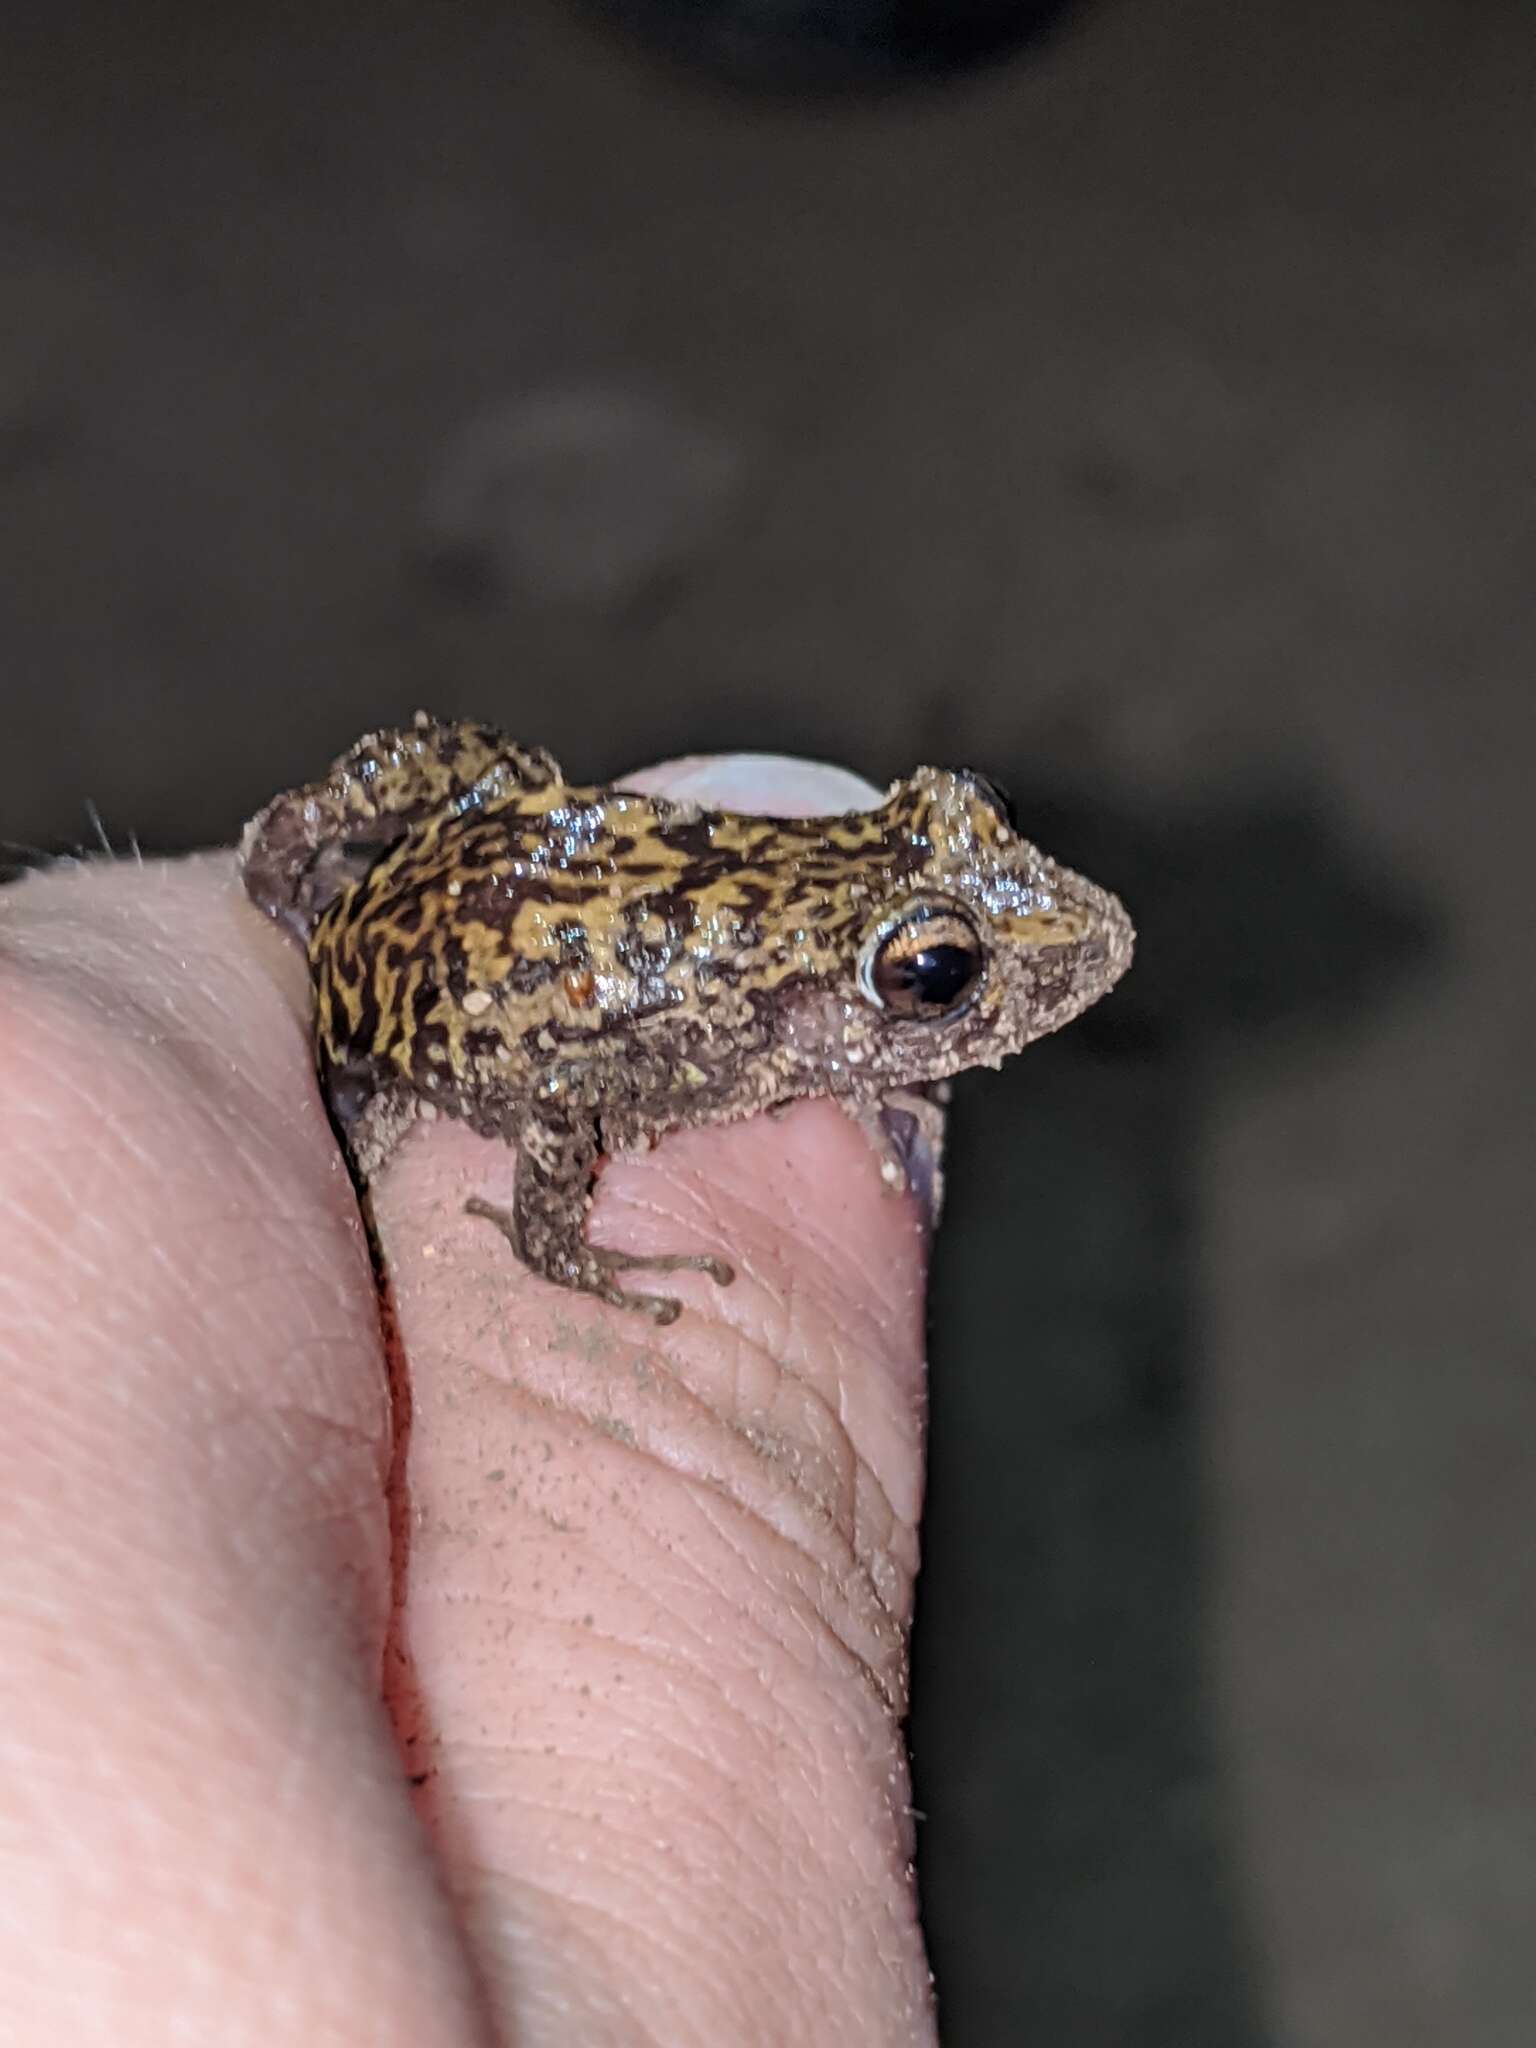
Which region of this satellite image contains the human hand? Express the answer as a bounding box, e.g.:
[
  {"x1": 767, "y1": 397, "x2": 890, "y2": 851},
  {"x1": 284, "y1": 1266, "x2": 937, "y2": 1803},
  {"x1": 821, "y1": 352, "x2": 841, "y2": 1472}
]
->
[{"x1": 0, "y1": 756, "x2": 937, "y2": 2046}]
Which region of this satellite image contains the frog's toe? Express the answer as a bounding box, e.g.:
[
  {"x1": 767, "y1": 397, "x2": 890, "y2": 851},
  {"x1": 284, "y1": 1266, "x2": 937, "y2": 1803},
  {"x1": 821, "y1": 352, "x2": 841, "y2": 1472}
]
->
[
  {"x1": 590, "y1": 1247, "x2": 734, "y2": 1323},
  {"x1": 594, "y1": 1246, "x2": 736, "y2": 1289},
  {"x1": 627, "y1": 1289, "x2": 683, "y2": 1326}
]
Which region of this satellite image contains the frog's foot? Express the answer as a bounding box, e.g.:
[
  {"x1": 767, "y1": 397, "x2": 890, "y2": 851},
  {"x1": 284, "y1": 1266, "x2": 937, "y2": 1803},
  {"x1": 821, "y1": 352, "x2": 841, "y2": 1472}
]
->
[
  {"x1": 585, "y1": 1246, "x2": 735, "y2": 1324},
  {"x1": 843, "y1": 1085, "x2": 948, "y2": 1225},
  {"x1": 465, "y1": 1197, "x2": 732, "y2": 1324}
]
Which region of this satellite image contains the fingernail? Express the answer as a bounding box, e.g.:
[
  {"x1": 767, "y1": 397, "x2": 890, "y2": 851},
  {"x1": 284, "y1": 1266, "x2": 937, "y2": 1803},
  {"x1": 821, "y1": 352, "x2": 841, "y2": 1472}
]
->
[{"x1": 624, "y1": 752, "x2": 884, "y2": 819}]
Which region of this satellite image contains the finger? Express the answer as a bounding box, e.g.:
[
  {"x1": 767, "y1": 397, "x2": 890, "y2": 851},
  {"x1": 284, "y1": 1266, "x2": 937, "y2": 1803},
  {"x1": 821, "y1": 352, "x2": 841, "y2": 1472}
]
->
[
  {"x1": 376, "y1": 755, "x2": 938, "y2": 2045},
  {"x1": 0, "y1": 856, "x2": 494, "y2": 2047}
]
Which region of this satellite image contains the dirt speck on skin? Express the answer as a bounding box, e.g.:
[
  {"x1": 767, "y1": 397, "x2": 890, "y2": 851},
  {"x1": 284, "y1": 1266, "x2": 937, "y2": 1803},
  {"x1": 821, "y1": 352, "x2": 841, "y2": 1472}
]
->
[
  {"x1": 591, "y1": 1415, "x2": 638, "y2": 1448},
  {"x1": 736, "y1": 1420, "x2": 801, "y2": 1471},
  {"x1": 734, "y1": 1418, "x2": 841, "y2": 1526},
  {"x1": 548, "y1": 1312, "x2": 623, "y2": 1366}
]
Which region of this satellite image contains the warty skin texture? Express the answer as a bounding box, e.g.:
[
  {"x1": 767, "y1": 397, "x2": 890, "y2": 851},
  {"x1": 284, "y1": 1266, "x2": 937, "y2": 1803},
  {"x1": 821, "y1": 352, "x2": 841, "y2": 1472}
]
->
[{"x1": 243, "y1": 715, "x2": 1132, "y2": 1317}]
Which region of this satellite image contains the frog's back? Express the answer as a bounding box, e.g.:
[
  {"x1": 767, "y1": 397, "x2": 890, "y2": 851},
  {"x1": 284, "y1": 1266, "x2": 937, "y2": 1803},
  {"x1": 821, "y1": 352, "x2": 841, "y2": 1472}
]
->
[{"x1": 307, "y1": 770, "x2": 933, "y2": 1102}]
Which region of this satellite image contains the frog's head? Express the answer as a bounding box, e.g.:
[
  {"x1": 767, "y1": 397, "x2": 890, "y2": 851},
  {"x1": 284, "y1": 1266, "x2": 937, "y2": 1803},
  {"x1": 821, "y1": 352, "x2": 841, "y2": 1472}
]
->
[{"x1": 776, "y1": 766, "x2": 1134, "y2": 1092}]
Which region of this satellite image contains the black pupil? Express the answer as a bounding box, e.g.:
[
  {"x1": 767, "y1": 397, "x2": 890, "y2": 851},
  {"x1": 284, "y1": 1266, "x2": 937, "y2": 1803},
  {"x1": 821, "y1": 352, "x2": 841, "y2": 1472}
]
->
[{"x1": 891, "y1": 943, "x2": 978, "y2": 1010}]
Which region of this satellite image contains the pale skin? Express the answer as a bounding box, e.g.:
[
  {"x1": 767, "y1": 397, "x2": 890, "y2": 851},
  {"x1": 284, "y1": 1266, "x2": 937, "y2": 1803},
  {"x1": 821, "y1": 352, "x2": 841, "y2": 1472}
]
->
[{"x1": 0, "y1": 757, "x2": 940, "y2": 2047}]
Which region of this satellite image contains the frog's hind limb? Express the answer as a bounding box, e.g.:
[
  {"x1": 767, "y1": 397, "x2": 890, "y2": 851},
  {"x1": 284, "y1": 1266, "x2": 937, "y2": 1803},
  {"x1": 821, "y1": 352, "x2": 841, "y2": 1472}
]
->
[{"x1": 241, "y1": 714, "x2": 562, "y2": 938}]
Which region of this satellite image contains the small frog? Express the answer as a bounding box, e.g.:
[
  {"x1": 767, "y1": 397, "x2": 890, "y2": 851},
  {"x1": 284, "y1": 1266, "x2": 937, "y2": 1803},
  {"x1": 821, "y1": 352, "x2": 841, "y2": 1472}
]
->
[{"x1": 242, "y1": 715, "x2": 1133, "y2": 1322}]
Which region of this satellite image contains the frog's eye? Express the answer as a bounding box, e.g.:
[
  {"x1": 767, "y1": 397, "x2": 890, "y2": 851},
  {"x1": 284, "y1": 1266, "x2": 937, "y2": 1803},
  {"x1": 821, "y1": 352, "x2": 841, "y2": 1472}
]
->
[{"x1": 860, "y1": 903, "x2": 987, "y2": 1021}]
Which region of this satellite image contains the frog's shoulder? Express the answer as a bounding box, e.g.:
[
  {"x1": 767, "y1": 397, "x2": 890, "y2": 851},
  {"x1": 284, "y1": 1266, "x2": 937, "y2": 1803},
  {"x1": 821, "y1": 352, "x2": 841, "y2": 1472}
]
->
[{"x1": 240, "y1": 713, "x2": 564, "y2": 938}]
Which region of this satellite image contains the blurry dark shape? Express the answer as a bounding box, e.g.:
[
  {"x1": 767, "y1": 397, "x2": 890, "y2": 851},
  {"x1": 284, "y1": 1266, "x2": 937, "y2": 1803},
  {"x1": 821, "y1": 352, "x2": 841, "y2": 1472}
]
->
[
  {"x1": 419, "y1": 382, "x2": 747, "y2": 615},
  {"x1": 912, "y1": 774, "x2": 1437, "y2": 2044},
  {"x1": 1040, "y1": 780, "x2": 1440, "y2": 1058},
  {"x1": 580, "y1": 0, "x2": 1085, "y2": 92}
]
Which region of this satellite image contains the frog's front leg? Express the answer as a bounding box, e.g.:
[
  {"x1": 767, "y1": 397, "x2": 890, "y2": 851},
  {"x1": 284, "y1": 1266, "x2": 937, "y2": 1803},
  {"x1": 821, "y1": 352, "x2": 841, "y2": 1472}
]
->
[
  {"x1": 465, "y1": 1103, "x2": 733, "y2": 1325},
  {"x1": 842, "y1": 1085, "x2": 949, "y2": 1223}
]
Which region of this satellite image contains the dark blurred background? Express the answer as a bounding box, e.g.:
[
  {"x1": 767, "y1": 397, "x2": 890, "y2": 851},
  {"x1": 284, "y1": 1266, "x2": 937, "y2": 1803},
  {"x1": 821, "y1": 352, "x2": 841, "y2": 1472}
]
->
[{"x1": 3, "y1": 1, "x2": 1532, "y2": 2041}]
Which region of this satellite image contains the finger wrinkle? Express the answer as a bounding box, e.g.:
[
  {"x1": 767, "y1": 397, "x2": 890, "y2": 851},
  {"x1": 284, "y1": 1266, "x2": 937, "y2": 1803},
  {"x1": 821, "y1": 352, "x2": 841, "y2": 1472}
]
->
[
  {"x1": 500, "y1": 1839, "x2": 772, "y2": 2032},
  {"x1": 449, "y1": 1405, "x2": 906, "y2": 1723},
  {"x1": 465, "y1": 1329, "x2": 858, "y2": 1584},
  {"x1": 3, "y1": 1032, "x2": 257, "y2": 1246},
  {"x1": 1, "y1": 872, "x2": 320, "y2": 1169},
  {"x1": 583, "y1": 1295, "x2": 881, "y2": 1554},
  {"x1": 410, "y1": 1480, "x2": 901, "y2": 1892},
  {"x1": 464, "y1": 1864, "x2": 752, "y2": 2048},
  {"x1": 440, "y1": 1740, "x2": 797, "y2": 1901},
  {"x1": 623, "y1": 1144, "x2": 919, "y2": 1366},
  {"x1": 630, "y1": 1415, "x2": 895, "y2": 1674},
  {"x1": 435, "y1": 1363, "x2": 907, "y2": 1701},
  {"x1": 417, "y1": 1563, "x2": 786, "y2": 1778},
  {"x1": 449, "y1": 1776, "x2": 783, "y2": 1954},
  {"x1": 462, "y1": 1874, "x2": 681, "y2": 2048},
  {"x1": 666, "y1": 1353, "x2": 915, "y2": 1667},
  {"x1": 510, "y1": 1325, "x2": 862, "y2": 1580},
  {"x1": 681, "y1": 1467, "x2": 908, "y2": 1710},
  {"x1": 400, "y1": 1310, "x2": 914, "y2": 1716},
  {"x1": 602, "y1": 1185, "x2": 926, "y2": 1538},
  {"x1": 424, "y1": 1574, "x2": 791, "y2": 1779}
]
